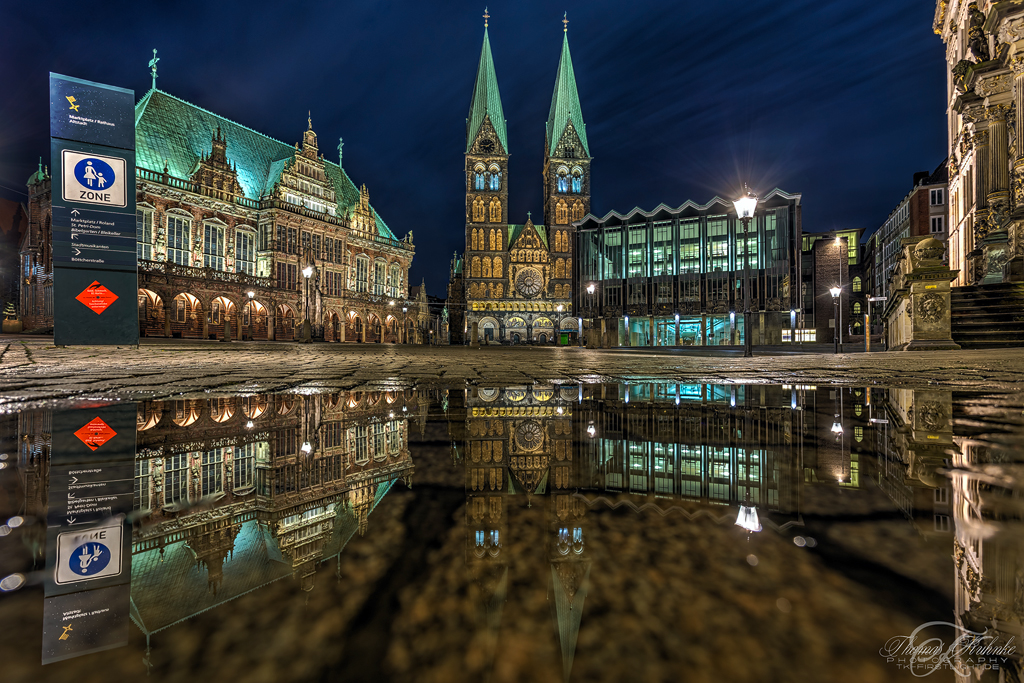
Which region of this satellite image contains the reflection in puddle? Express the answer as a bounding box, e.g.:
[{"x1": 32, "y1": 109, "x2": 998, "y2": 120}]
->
[{"x1": 1, "y1": 383, "x2": 1022, "y2": 680}]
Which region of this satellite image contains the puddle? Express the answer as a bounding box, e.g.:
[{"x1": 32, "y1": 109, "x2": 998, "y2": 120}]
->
[{"x1": 1, "y1": 382, "x2": 1022, "y2": 682}]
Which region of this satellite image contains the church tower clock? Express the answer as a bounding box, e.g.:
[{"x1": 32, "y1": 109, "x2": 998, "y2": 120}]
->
[{"x1": 464, "y1": 10, "x2": 510, "y2": 310}]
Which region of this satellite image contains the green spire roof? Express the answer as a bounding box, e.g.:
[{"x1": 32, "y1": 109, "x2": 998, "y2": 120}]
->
[
  {"x1": 546, "y1": 32, "x2": 589, "y2": 157},
  {"x1": 467, "y1": 28, "x2": 508, "y2": 154}
]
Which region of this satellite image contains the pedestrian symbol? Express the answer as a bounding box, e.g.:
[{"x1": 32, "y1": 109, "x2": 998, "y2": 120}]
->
[
  {"x1": 55, "y1": 521, "x2": 123, "y2": 584},
  {"x1": 60, "y1": 149, "x2": 127, "y2": 208},
  {"x1": 70, "y1": 541, "x2": 110, "y2": 576},
  {"x1": 74, "y1": 158, "x2": 115, "y2": 190}
]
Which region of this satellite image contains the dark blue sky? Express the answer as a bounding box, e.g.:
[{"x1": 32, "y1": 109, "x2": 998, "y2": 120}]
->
[{"x1": 1, "y1": 0, "x2": 946, "y2": 295}]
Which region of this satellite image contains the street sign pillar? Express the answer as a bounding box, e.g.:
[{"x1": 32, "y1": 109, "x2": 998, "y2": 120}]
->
[{"x1": 49, "y1": 73, "x2": 137, "y2": 346}]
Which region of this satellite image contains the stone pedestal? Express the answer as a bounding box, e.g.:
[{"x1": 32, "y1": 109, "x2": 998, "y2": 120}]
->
[
  {"x1": 469, "y1": 321, "x2": 479, "y2": 347},
  {"x1": 883, "y1": 236, "x2": 961, "y2": 351},
  {"x1": 981, "y1": 229, "x2": 1010, "y2": 284}
]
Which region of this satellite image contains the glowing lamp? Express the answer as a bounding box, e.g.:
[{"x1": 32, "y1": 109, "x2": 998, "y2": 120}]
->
[{"x1": 732, "y1": 189, "x2": 758, "y2": 219}]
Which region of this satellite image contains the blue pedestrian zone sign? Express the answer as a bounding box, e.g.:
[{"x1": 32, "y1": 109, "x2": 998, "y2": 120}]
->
[
  {"x1": 73, "y1": 157, "x2": 116, "y2": 192},
  {"x1": 70, "y1": 541, "x2": 110, "y2": 576},
  {"x1": 60, "y1": 149, "x2": 127, "y2": 208},
  {"x1": 55, "y1": 522, "x2": 122, "y2": 584}
]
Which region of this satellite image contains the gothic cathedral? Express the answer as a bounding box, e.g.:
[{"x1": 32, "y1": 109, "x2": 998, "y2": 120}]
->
[{"x1": 450, "y1": 16, "x2": 591, "y2": 344}]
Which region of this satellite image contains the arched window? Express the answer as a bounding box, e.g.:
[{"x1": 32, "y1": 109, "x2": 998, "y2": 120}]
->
[
  {"x1": 495, "y1": 283, "x2": 503, "y2": 297},
  {"x1": 488, "y1": 165, "x2": 501, "y2": 191},
  {"x1": 571, "y1": 168, "x2": 583, "y2": 194},
  {"x1": 493, "y1": 256, "x2": 503, "y2": 278},
  {"x1": 471, "y1": 228, "x2": 479, "y2": 250},
  {"x1": 473, "y1": 197, "x2": 485, "y2": 222},
  {"x1": 556, "y1": 200, "x2": 569, "y2": 225},
  {"x1": 853, "y1": 302, "x2": 861, "y2": 315},
  {"x1": 555, "y1": 258, "x2": 565, "y2": 279},
  {"x1": 557, "y1": 168, "x2": 569, "y2": 193},
  {"x1": 852, "y1": 276, "x2": 862, "y2": 292},
  {"x1": 489, "y1": 228, "x2": 497, "y2": 250},
  {"x1": 474, "y1": 164, "x2": 486, "y2": 190},
  {"x1": 471, "y1": 257, "x2": 481, "y2": 278},
  {"x1": 489, "y1": 198, "x2": 501, "y2": 223},
  {"x1": 571, "y1": 201, "x2": 585, "y2": 222},
  {"x1": 483, "y1": 257, "x2": 492, "y2": 278}
]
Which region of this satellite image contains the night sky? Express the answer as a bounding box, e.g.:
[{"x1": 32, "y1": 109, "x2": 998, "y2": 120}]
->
[{"x1": 1, "y1": 0, "x2": 946, "y2": 296}]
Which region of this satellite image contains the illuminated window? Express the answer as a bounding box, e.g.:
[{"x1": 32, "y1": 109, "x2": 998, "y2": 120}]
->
[
  {"x1": 852, "y1": 276, "x2": 862, "y2": 292},
  {"x1": 166, "y1": 214, "x2": 191, "y2": 265},
  {"x1": 136, "y1": 208, "x2": 154, "y2": 260},
  {"x1": 204, "y1": 222, "x2": 225, "y2": 270},
  {"x1": 236, "y1": 229, "x2": 255, "y2": 275}
]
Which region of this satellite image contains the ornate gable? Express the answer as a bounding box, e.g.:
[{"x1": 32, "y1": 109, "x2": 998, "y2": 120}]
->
[
  {"x1": 469, "y1": 115, "x2": 507, "y2": 156},
  {"x1": 190, "y1": 126, "x2": 244, "y2": 200},
  {"x1": 551, "y1": 120, "x2": 585, "y2": 160}
]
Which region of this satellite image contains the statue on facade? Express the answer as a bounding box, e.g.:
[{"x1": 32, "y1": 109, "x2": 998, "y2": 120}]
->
[{"x1": 968, "y1": 3, "x2": 991, "y2": 62}]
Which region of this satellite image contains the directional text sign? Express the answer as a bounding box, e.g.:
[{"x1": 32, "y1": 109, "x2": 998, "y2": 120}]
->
[
  {"x1": 42, "y1": 584, "x2": 132, "y2": 665},
  {"x1": 50, "y1": 73, "x2": 137, "y2": 346},
  {"x1": 61, "y1": 149, "x2": 127, "y2": 207}
]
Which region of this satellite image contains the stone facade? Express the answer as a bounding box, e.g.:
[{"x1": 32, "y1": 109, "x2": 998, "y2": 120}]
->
[
  {"x1": 452, "y1": 24, "x2": 588, "y2": 345},
  {"x1": 21, "y1": 86, "x2": 422, "y2": 343},
  {"x1": 935, "y1": 1, "x2": 1024, "y2": 285},
  {"x1": 883, "y1": 236, "x2": 961, "y2": 350}
]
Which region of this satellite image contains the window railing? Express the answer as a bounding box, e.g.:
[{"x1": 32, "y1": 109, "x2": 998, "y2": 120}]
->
[{"x1": 139, "y1": 259, "x2": 275, "y2": 289}]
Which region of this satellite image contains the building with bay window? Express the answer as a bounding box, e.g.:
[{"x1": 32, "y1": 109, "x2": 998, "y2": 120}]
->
[
  {"x1": 21, "y1": 77, "x2": 419, "y2": 343},
  {"x1": 573, "y1": 190, "x2": 804, "y2": 347}
]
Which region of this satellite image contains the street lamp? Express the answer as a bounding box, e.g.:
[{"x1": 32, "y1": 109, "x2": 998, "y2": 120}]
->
[
  {"x1": 402, "y1": 305, "x2": 408, "y2": 344},
  {"x1": 830, "y1": 286, "x2": 841, "y2": 354},
  {"x1": 300, "y1": 265, "x2": 314, "y2": 343},
  {"x1": 735, "y1": 493, "x2": 762, "y2": 534},
  {"x1": 586, "y1": 282, "x2": 596, "y2": 348},
  {"x1": 866, "y1": 296, "x2": 887, "y2": 352},
  {"x1": 733, "y1": 188, "x2": 758, "y2": 358}
]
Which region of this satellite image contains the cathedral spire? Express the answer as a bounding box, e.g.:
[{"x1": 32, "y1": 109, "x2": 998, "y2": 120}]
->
[
  {"x1": 466, "y1": 18, "x2": 508, "y2": 154},
  {"x1": 546, "y1": 26, "x2": 589, "y2": 157}
]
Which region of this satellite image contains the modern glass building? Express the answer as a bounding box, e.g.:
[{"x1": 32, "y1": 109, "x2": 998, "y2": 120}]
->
[{"x1": 573, "y1": 189, "x2": 803, "y2": 347}]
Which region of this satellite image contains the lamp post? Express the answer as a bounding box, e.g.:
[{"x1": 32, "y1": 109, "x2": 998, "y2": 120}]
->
[
  {"x1": 402, "y1": 305, "x2": 408, "y2": 344},
  {"x1": 830, "y1": 286, "x2": 841, "y2": 354},
  {"x1": 865, "y1": 296, "x2": 887, "y2": 352},
  {"x1": 586, "y1": 282, "x2": 596, "y2": 348},
  {"x1": 246, "y1": 290, "x2": 254, "y2": 341},
  {"x1": 733, "y1": 188, "x2": 758, "y2": 358},
  {"x1": 300, "y1": 265, "x2": 314, "y2": 343}
]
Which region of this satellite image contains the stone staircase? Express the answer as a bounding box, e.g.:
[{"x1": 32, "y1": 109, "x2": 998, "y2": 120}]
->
[{"x1": 951, "y1": 282, "x2": 1024, "y2": 348}]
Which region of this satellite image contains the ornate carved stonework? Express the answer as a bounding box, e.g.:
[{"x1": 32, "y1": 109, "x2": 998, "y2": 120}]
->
[
  {"x1": 918, "y1": 402, "x2": 948, "y2": 431},
  {"x1": 977, "y1": 76, "x2": 1013, "y2": 99},
  {"x1": 953, "y1": 59, "x2": 977, "y2": 93},
  {"x1": 913, "y1": 293, "x2": 946, "y2": 323},
  {"x1": 999, "y1": 18, "x2": 1024, "y2": 47}
]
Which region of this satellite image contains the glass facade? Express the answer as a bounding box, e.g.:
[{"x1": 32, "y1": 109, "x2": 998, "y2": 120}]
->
[{"x1": 574, "y1": 192, "x2": 802, "y2": 347}]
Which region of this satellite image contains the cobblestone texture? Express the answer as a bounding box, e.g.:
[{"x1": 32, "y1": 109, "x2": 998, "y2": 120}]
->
[{"x1": 2, "y1": 336, "x2": 1024, "y2": 405}]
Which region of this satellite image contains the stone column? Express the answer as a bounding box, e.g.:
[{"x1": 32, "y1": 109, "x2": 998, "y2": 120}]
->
[
  {"x1": 339, "y1": 320, "x2": 346, "y2": 342},
  {"x1": 470, "y1": 320, "x2": 479, "y2": 347},
  {"x1": 163, "y1": 303, "x2": 173, "y2": 338},
  {"x1": 268, "y1": 311, "x2": 276, "y2": 341}
]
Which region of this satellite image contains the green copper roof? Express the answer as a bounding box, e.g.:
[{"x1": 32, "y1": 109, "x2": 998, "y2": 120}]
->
[
  {"x1": 134, "y1": 89, "x2": 396, "y2": 241},
  {"x1": 546, "y1": 32, "x2": 589, "y2": 157},
  {"x1": 467, "y1": 28, "x2": 508, "y2": 154},
  {"x1": 508, "y1": 223, "x2": 548, "y2": 251}
]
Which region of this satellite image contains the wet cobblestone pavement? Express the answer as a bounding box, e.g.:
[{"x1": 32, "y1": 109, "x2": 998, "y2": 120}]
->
[
  {"x1": 3, "y1": 338, "x2": 1024, "y2": 404},
  {"x1": 3, "y1": 346, "x2": 1024, "y2": 682}
]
